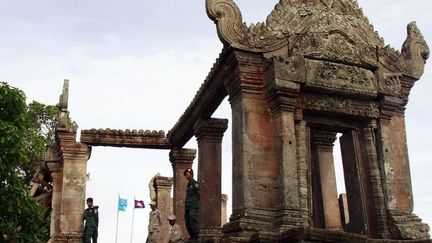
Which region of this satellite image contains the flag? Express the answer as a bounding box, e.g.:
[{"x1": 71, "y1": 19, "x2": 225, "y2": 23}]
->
[
  {"x1": 134, "y1": 200, "x2": 145, "y2": 209},
  {"x1": 118, "y1": 197, "x2": 128, "y2": 212}
]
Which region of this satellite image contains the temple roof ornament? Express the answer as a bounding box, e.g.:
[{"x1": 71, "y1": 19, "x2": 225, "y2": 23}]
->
[
  {"x1": 206, "y1": 0, "x2": 429, "y2": 78},
  {"x1": 206, "y1": 0, "x2": 383, "y2": 53}
]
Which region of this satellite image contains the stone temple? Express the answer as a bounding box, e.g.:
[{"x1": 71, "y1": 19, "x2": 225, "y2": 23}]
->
[{"x1": 30, "y1": 0, "x2": 430, "y2": 242}]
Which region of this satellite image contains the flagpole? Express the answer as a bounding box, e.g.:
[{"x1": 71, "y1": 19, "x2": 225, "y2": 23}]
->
[
  {"x1": 115, "y1": 194, "x2": 120, "y2": 243},
  {"x1": 130, "y1": 196, "x2": 135, "y2": 243}
]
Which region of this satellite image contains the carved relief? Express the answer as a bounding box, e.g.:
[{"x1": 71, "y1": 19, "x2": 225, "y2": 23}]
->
[
  {"x1": 305, "y1": 60, "x2": 377, "y2": 97},
  {"x1": 379, "y1": 22, "x2": 429, "y2": 79},
  {"x1": 378, "y1": 74, "x2": 402, "y2": 96},
  {"x1": 206, "y1": 0, "x2": 384, "y2": 56},
  {"x1": 298, "y1": 94, "x2": 380, "y2": 118},
  {"x1": 398, "y1": 22, "x2": 430, "y2": 79},
  {"x1": 80, "y1": 128, "x2": 170, "y2": 148}
]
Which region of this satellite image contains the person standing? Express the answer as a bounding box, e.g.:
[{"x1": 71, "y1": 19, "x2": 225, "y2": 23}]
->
[
  {"x1": 168, "y1": 215, "x2": 184, "y2": 243},
  {"x1": 184, "y1": 168, "x2": 200, "y2": 241},
  {"x1": 83, "y1": 197, "x2": 99, "y2": 243},
  {"x1": 146, "y1": 201, "x2": 161, "y2": 243}
]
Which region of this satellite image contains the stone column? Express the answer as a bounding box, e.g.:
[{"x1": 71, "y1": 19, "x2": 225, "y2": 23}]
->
[
  {"x1": 376, "y1": 97, "x2": 430, "y2": 239},
  {"x1": 339, "y1": 131, "x2": 368, "y2": 234},
  {"x1": 221, "y1": 194, "x2": 228, "y2": 226},
  {"x1": 47, "y1": 160, "x2": 62, "y2": 239},
  {"x1": 223, "y1": 51, "x2": 277, "y2": 238},
  {"x1": 310, "y1": 130, "x2": 342, "y2": 230},
  {"x1": 194, "y1": 118, "x2": 228, "y2": 241},
  {"x1": 55, "y1": 129, "x2": 90, "y2": 242},
  {"x1": 170, "y1": 148, "x2": 196, "y2": 239},
  {"x1": 357, "y1": 127, "x2": 390, "y2": 238},
  {"x1": 266, "y1": 56, "x2": 305, "y2": 229},
  {"x1": 154, "y1": 176, "x2": 173, "y2": 243}
]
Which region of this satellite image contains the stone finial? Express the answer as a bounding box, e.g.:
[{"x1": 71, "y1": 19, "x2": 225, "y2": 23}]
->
[
  {"x1": 399, "y1": 21, "x2": 429, "y2": 79},
  {"x1": 57, "y1": 79, "x2": 70, "y2": 129},
  {"x1": 149, "y1": 172, "x2": 161, "y2": 201}
]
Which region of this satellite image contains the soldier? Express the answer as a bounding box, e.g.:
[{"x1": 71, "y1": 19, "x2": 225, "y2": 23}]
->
[
  {"x1": 83, "y1": 197, "x2": 99, "y2": 243},
  {"x1": 168, "y1": 215, "x2": 184, "y2": 243},
  {"x1": 146, "y1": 201, "x2": 161, "y2": 243},
  {"x1": 184, "y1": 168, "x2": 200, "y2": 241}
]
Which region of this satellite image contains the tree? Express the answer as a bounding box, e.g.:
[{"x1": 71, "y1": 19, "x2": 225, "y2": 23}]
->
[{"x1": 0, "y1": 82, "x2": 47, "y2": 242}]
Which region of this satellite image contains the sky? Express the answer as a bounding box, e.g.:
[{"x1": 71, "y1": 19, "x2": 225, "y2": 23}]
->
[{"x1": 0, "y1": 0, "x2": 431, "y2": 242}]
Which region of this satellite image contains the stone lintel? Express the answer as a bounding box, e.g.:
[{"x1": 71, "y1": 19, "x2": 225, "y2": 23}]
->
[
  {"x1": 194, "y1": 118, "x2": 228, "y2": 139},
  {"x1": 80, "y1": 128, "x2": 171, "y2": 149},
  {"x1": 299, "y1": 93, "x2": 380, "y2": 119}
]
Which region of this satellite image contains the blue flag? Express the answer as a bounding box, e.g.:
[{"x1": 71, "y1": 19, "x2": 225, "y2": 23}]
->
[{"x1": 118, "y1": 197, "x2": 128, "y2": 212}]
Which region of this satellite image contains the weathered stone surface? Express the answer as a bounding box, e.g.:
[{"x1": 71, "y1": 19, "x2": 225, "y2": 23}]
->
[
  {"x1": 154, "y1": 176, "x2": 173, "y2": 243},
  {"x1": 80, "y1": 128, "x2": 170, "y2": 148},
  {"x1": 170, "y1": 148, "x2": 196, "y2": 240},
  {"x1": 46, "y1": 0, "x2": 430, "y2": 242},
  {"x1": 194, "y1": 118, "x2": 228, "y2": 242}
]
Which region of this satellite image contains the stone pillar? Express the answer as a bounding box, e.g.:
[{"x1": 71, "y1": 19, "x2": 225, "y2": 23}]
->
[
  {"x1": 310, "y1": 130, "x2": 342, "y2": 230},
  {"x1": 223, "y1": 51, "x2": 277, "y2": 238},
  {"x1": 154, "y1": 176, "x2": 173, "y2": 243},
  {"x1": 295, "y1": 119, "x2": 311, "y2": 227},
  {"x1": 357, "y1": 127, "x2": 390, "y2": 238},
  {"x1": 338, "y1": 193, "x2": 349, "y2": 231},
  {"x1": 47, "y1": 160, "x2": 62, "y2": 238},
  {"x1": 339, "y1": 131, "x2": 368, "y2": 234},
  {"x1": 194, "y1": 118, "x2": 228, "y2": 241},
  {"x1": 170, "y1": 148, "x2": 196, "y2": 239},
  {"x1": 377, "y1": 97, "x2": 430, "y2": 239},
  {"x1": 55, "y1": 129, "x2": 90, "y2": 242},
  {"x1": 266, "y1": 56, "x2": 305, "y2": 229},
  {"x1": 221, "y1": 194, "x2": 228, "y2": 226}
]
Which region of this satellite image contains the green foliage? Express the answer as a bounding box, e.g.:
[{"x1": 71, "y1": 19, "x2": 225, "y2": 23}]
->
[{"x1": 0, "y1": 82, "x2": 48, "y2": 242}]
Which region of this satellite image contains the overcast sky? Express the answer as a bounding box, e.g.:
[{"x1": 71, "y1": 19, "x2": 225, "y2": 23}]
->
[{"x1": 1, "y1": 1, "x2": 431, "y2": 242}]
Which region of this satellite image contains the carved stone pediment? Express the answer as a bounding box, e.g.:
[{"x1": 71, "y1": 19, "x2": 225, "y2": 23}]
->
[
  {"x1": 206, "y1": 0, "x2": 383, "y2": 57},
  {"x1": 207, "y1": 0, "x2": 428, "y2": 80}
]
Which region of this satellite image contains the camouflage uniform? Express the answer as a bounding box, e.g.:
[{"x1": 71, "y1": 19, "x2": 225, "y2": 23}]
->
[
  {"x1": 83, "y1": 206, "x2": 99, "y2": 243},
  {"x1": 146, "y1": 208, "x2": 161, "y2": 243},
  {"x1": 185, "y1": 179, "x2": 199, "y2": 240},
  {"x1": 169, "y1": 222, "x2": 184, "y2": 243}
]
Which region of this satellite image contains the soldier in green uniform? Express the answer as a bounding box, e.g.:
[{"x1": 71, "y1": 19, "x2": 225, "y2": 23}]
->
[
  {"x1": 83, "y1": 197, "x2": 99, "y2": 243},
  {"x1": 184, "y1": 168, "x2": 199, "y2": 242}
]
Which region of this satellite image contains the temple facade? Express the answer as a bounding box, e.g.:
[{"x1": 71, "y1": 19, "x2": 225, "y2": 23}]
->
[{"x1": 39, "y1": 0, "x2": 430, "y2": 242}]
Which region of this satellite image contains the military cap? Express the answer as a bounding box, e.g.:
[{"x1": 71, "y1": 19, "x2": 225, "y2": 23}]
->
[
  {"x1": 149, "y1": 201, "x2": 157, "y2": 206},
  {"x1": 167, "y1": 215, "x2": 176, "y2": 221},
  {"x1": 86, "y1": 197, "x2": 93, "y2": 203},
  {"x1": 184, "y1": 168, "x2": 194, "y2": 176}
]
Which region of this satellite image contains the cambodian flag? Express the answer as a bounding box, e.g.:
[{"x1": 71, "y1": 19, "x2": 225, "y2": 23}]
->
[{"x1": 134, "y1": 200, "x2": 145, "y2": 208}]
